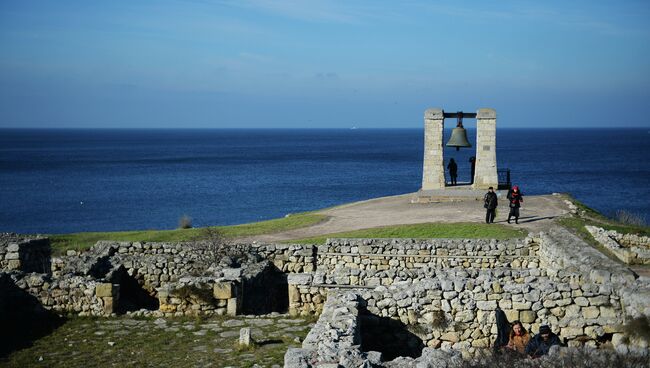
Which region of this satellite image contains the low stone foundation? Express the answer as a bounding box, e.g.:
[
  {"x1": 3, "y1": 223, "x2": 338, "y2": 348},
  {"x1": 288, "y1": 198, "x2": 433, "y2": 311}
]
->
[
  {"x1": 2, "y1": 228, "x2": 649, "y2": 364},
  {"x1": 286, "y1": 229, "x2": 650, "y2": 363},
  {"x1": 0, "y1": 234, "x2": 50, "y2": 273},
  {"x1": 585, "y1": 225, "x2": 650, "y2": 265}
]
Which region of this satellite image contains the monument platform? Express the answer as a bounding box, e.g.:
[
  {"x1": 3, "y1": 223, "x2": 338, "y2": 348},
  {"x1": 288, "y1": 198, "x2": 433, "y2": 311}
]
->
[{"x1": 411, "y1": 184, "x2": 507, "y2": 203}]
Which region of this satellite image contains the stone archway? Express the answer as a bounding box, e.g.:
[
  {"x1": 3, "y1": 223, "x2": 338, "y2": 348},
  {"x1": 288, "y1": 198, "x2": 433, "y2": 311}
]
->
[{"x1": 421, "y1": 108, "x2": 498, "y2": 190}]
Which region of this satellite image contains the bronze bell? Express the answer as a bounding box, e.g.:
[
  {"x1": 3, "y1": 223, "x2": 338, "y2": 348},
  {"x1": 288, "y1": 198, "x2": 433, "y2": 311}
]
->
[{"x1": 446, "y1": 114, "x2": 472, "y2": 151}]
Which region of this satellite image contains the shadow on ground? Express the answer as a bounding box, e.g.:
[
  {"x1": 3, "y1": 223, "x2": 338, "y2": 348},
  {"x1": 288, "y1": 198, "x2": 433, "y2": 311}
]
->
[{"x1": 0, "y1": 274, "x2": 64, "y2": 358}]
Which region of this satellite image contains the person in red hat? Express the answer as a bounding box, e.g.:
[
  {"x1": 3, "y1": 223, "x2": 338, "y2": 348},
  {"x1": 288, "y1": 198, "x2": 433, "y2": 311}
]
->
[{"x1": 507, "y1": 185, "x2": 523, "y2": 224}]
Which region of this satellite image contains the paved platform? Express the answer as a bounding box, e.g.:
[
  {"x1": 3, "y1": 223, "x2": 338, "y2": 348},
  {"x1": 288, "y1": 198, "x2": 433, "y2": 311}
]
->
[
  {"x1": 412, "y1": 186, "x2": 508, "y2": 203},
  {"x1": 236, "y1": 192, "x2": 571, "y2": 243}
]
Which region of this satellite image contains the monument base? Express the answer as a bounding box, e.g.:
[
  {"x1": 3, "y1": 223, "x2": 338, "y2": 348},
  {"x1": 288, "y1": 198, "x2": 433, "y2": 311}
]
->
[{"x1": 412, "y1": 185, "x2": 506, "y2": 204}]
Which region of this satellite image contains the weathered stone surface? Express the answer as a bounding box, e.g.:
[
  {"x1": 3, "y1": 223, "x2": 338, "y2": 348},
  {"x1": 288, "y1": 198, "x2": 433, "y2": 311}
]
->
[
  {"x1": 520, "y1": 310, "x2": 536, "y2": 323},
  {"x1": 227, "y1": 298, "x2": 238, "y2": 316},
  {"x1": 95, "y1": 283, "x2": 114, "y2": 298},
  {"x1": 239, "y1": 327, "x2": 251, "y2": 346},
  {"x1": 213, "y1": 281, "x2": 234, "y2": 299}
]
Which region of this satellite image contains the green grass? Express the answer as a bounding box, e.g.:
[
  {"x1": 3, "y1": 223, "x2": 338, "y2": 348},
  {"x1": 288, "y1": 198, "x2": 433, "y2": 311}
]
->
[
  {"x1": 287, "y1": 222, "x2": 527, "y2": 244},
  {"x1": 555, "y1": 195, "x2": 650, "y2": 265},
  {"x1": 557, "y1": 216, "x2": 650, "y2": 238},
  {"x1": 49, "y1": 213, "x2": 328, "y2": 254},
  {"x1": 556, "y1": 193, "x2": 650, "y2": 237}
]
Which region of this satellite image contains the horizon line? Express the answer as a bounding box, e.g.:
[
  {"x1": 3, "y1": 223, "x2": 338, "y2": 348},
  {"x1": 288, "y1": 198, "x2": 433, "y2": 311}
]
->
[{"x1": 1, "y1": 126, "x2": 649, "y2": 130}]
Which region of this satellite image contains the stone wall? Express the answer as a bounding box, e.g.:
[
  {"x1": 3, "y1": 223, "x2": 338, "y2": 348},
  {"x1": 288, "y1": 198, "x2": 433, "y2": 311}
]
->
[
  {"x1": 154, "y1": 260, "x2": 289, "y2": 317},
  {"x1": 317, "y1": 238, "x2": 537, "y2": 276},
  {"x1": 585, "y1": 225, "x2": 650, "y2": 265},
  {"x1": 285, "y1": 290, "x2": 373, "y2": 367},
  {"x1": 0, "y1": 234, "x2": 51, "y2": 273},
  {"x1": 156, "y1": 276, "x2": 240, "y2": 317},
  {"x1": 108, "y1": 241, "x2": 313, "y2": 293},
  {"x1": 52, "y1": 241, "x2": 314, "y2": 296},
  {"x1": 537, "y1": 227, "x2": 637, "y2": 286},
  {"x1": 0, "y1": 271, "x2": 114, "y2": 316},
  {"x1": 288, "y1": 230, "x2": 650, "y2": 356},
  {"x1": 284, "y1": 291, "x2": 648, "y2": 368},
  {"x1": 4, "y1": 229, "x2": 650, "y2": 358},
  {"x1": 5, "y1": 239, "x2": 312, "y2": 318},
  {"x1": 288, "y1": 268, "x2": 624, "y2": 351}
]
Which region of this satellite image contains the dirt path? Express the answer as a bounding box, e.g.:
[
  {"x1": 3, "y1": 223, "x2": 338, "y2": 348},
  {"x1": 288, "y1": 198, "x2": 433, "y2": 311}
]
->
[{"x1": 236, "y1": 192, "x2": 571, "y2": 243}]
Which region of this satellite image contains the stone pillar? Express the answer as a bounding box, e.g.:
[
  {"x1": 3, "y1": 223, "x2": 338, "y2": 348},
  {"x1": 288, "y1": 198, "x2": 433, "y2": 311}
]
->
[
  {"x1": 473, "y1": 108, "x2": 498, "y2": 189},
  {"x1": 421, "y1": 108, "x2": 446, "y2": 190}
]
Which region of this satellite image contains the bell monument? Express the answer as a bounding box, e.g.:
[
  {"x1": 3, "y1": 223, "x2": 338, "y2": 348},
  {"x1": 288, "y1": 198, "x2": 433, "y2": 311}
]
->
[{"x1": 421, "y1": 108, "x2": 498, "y2": 191}]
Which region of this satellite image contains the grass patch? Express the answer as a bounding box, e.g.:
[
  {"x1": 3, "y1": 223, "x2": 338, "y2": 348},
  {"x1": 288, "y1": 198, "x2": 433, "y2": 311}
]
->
[
  {"x1": 555, "y1": 195, "x2": 650, "y2": 265},
  {"x1": 0, "y1": 315, "x2": 312, "y2": 368},
  {"x1": 556, "y1": 212, "x2": 650, "y2": 240},
  {"x1": 560, "y1": 194, "x2": 650, "y2": 236},
  {"x1": 556, "y1": 215, "x2": 650, "y2": 265},
  {"x1": 566, "y1": 195, "x2": 609, "y2": 220},
  {"x1": 287, "y1": 222, "x2": 527, "y2": 244},
  {"x1": 49, "y1": 213, "x2": 328, "y2": 254}
]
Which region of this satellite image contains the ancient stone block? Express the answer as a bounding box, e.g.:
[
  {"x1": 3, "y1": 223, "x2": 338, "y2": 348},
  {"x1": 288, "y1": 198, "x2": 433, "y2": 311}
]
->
[
  {"x1": 159, "y1": 303, "x2": 177, "y2": 313},
  {"x1": 588, "y1": 295, "x2": 609, "y2": 306},
  {"x1": 582, "y1": 306, "x2": 600, "y2": 319},
  {"x1": 227, "y1": 298, "x2": 238, "y2": 316},
  {"x1": 95, "y1": 283, "x2": 114, "y2": 298},
  {"x1": 584, "y1": 325, "x2": 604, "y2": 338},
  {"x1": 213, "y1": 281, "x2": 234, "y2": 299},
  {"x1": 491, "y1": 282, "x2": 502, "y2": 293},
  {"x1": 5, "y1": 252, "x2": 20, "y2": 260},
  {"x1": 287, "y1": 273, "x2": 312, "y2": 285},
  {"x1": 599, "y1": 306, "x2": 617, "y2": 319},
  {"x1": 520, "y1": 310, "x2": 536, "y2": 323},
  {"x1": 440, "y1": 331, "x2": 459, "y2": 343},
  {"x1": 561, "y1": 327, "x2": 583, "y2": 339},
  {"x1": 222, "y1": 268, "x2": 242, "y2": 279},
  {"x1": 239, "y1": 327, "x2": 251, "y2": 346},
  {"x1": 504, "y1": 309, "x2": 519, "y2": 322},
  {"x1": 476, "y1": 300, "x2": 497, "y2": 311},
  {"x1": 102, "y1": 297, "x2": 115, "y2": 314},
  {"x1": 574, "y1": 296, "x2": 588, "y2": 307},
  {"x1": 7, "y1": 260, "x2": 21, "y2": 270},
  {"x1": 512, "y1": 301, "x2": 531, "y2": 310},
  {"x1": 472, "y1": 338, "x2": 490, "y2": 348}
]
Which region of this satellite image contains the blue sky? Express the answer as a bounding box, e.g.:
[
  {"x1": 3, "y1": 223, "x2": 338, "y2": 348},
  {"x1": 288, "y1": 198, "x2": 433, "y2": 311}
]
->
[{"x1": 1, "y1": 0, "x2": 649, "y2": 128}]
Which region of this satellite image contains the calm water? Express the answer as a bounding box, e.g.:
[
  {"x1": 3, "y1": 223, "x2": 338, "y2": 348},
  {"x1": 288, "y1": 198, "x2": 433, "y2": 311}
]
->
[{"x1": 1, "y1": 128, "x2": 649, "y2": 234}]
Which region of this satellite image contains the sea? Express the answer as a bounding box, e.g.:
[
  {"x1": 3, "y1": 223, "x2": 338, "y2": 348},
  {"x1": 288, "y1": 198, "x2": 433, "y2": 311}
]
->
[{"x1": 1, "y1": 128, "x2": 649, "y2": 234}]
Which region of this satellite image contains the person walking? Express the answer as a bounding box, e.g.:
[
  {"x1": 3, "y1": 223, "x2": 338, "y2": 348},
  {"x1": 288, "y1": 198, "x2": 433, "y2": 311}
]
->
[
  {"x1": 507, "y1": 185, "x2": 523, "y2": 224},
  {"x1": 447, "y1": 158, "x2": 458, "y2": 186},
  {"x1": 483, "y1": 186, "x2": 498, "y2": 223}
]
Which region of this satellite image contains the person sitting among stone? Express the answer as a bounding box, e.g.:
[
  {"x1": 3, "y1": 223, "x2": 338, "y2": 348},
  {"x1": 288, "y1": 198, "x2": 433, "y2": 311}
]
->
[
  {"x1": 525, "y1": 325, "x2": 561, "y2": 358},
  {"x1": 505, "y1": 320, "x2": 530, "y2": 354}
]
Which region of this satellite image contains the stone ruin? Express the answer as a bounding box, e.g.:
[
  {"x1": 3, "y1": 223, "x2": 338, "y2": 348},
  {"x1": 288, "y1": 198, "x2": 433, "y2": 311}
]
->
[
  {"x1": 1, "y1": 226, "x2": 649, "y2": 366},
  {"x1": 585, "y1": 226, "x2": 650, "y2": 265}
]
